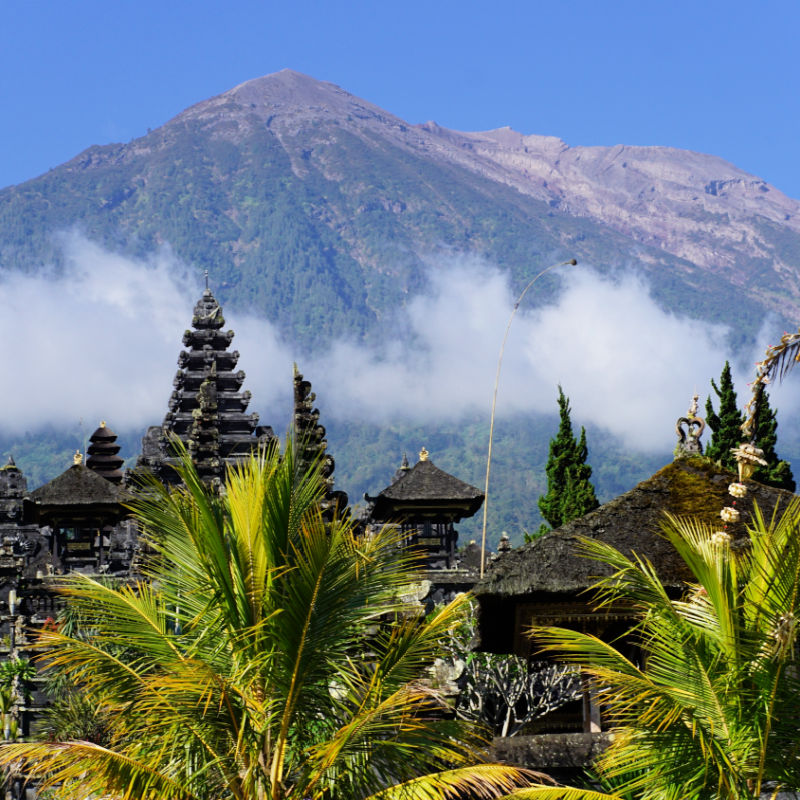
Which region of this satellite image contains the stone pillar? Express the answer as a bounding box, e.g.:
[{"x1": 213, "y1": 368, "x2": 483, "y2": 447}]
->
[{"x1": 581, "y1": 672, "x2": 602, "y2": 733}]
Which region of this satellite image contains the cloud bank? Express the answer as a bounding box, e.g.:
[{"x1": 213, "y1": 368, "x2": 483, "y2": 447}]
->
[
  {"x1": 297, "y1": 259, "x2": 760, "y2": 451},
  {"x1": 1, "y1": 236, "x2": 792, "y2": 455},
  {"x1": 0, "y1": 234, "x2": 199, "y2": 433}
]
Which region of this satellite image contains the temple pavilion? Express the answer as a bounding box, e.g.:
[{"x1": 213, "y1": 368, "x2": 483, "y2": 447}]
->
[
  {"x1": 474, "y1": 449, "x2": 797, "y2": 764},
  {"x1": 365, "y1": 448, "x2": 485, "y2": 571}
]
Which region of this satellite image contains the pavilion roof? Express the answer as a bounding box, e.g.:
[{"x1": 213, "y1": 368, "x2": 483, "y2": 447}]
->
[
  {"x1": 367, "y1": 454, "x2": 484, "y2": 521},
  {"x1": 29, "y1": 464, "x2": 130, "y2": 509},
  {"x1": 476, "y1": 455, "x2": 796, "y2": 600}
]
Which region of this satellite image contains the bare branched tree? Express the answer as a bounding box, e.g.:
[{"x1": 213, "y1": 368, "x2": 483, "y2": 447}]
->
[
  {"x1": 455, "y1": 653, "x2": 581, "y2": 737},
  {"x1": 437, "y1": 600, "x2": 581, "y2": 738}
]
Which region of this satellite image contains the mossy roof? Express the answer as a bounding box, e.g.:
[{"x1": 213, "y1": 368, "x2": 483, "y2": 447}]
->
[
  {"x1": 476, "y1": 456, "x2": 797, "y2": 600},
  {"x1": 29, "y1": 464, "x2": 129, "y2": 508}
]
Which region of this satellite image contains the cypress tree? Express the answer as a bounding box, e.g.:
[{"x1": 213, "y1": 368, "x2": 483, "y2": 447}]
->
[
  {"x1": 705, "y1": 363, "x2": 794, "y2": 491},
  {"x1": 705, "y1": 361, "x2": 743, "y2": 471},
  {"x1": 538, "y1": 387, "x2": 599, "y2": 533},
  {"x1": 751, "y1": 388, "x2": 795, "y2": 491}
]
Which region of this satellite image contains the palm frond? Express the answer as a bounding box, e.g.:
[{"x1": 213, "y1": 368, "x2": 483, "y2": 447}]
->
[
  {"x1": 742, "y1": 330, "x2": 800, "y2": 438},
  {"x1": 526, "y1": 502, "x2": 800, "y2": 798},
  {"x1": 0, "y1": 740, "x2": 204, "y2": 800},
  {"x1": 507, "y1": 789, "x2": 621, "y2": 800},
  {"x1": 364, "y1": 764, "x2": 544, "y2": 800}
]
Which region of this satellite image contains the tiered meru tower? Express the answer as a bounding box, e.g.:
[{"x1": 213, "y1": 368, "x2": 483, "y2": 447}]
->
[
  {"x1": 138, "y1": 286, "x2": 275, "y2": 483},
  {"x1": 86, "y1": 422, "x2": 124, "y2": 484},
  {"x1": 293, "y1": 365, "x2": 348, "y2": 517}
]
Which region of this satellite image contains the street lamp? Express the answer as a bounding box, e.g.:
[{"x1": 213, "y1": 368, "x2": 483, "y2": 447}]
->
[{"x1": 480, "y1": 259, "x2": 577, "y2": 577}]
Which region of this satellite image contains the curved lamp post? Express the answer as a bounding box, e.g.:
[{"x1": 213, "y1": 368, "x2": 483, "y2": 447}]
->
[{"x1": 479, "y1": 259, "x2": 577, "y2": 577}]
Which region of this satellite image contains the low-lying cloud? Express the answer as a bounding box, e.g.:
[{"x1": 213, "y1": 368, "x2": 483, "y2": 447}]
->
[
  {"x1": 0, "y1": 234, "x2": 198, "y2": 433},
  {"x1": 295, "y1": 260, "x2": 754, "y2": 451},
  {"x1": 1, "y1": 236, "x2": 792, "y2": 455}
]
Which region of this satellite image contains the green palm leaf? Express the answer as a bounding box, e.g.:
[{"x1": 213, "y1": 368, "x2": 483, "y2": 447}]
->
[
  {"x1": 0, "y1": 440, "x2": 533, "y2": 800},
  {"x1": 517, "y1": 498, "x2": 800, "y2": 800}
]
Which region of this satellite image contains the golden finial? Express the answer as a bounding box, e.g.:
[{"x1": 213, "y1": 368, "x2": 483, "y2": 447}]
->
[
  {"x1": 100, "y1": 420, "x2": 106, "y2": 428},
  {"x1": 419, "y1": 447, "x2": 429, "y2": 462},
  {"x1": 73, "y1": 450, "x2": 83, "y2": 466}
]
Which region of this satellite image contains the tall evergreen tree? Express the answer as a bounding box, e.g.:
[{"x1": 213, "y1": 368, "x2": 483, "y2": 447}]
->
[
  {"x1": 705, "y1": 361, "x2": 743, "y2": 471},
  {"x1": 705, "y1": 362, "x2": 795, "y2": 491},
  {"x1": 537, "y1": 387, "x2": 598, "y2": 533},
  {"x1": 751, "y1": 387, "x2": 795, "y2": 491}
]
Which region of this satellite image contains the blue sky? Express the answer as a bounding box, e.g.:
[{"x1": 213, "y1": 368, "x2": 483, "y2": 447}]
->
[{"x1": 2, "y1": 1, "x2": 800, "y2": 197}]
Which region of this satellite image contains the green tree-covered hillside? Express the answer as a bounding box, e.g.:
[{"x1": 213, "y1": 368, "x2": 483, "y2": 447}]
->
[{"x1": 0, "y1": 76, "x2": 783, "y2": 351}]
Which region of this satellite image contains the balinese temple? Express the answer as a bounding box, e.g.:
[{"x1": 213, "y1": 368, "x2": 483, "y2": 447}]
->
[
  {"x1": 475, "y1": 408, "x2": 798, "y2": 775},
  {"x1": 137, "y1": 283, "x2": 276, "y2": 484},
  {"x1": 293, "y1": 364, "x2": 348, "y2": 518},
  {"x1": 27, "y1": 450, "x2": 133, "y2": 574},
  {"x1": 474, "y1": 456, "x2": 794, "y2": 658},
  {"x1": 0, "y1": 284, "x2": 357, "y2": 759},
  {"x1": 365, "y1": 447, "x2": 484, "y2": 570},
  {"x1": 0, "y1": 433, "x2": 137, "y2": 742}
]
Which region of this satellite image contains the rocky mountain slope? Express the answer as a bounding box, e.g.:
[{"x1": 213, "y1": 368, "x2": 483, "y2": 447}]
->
[
  {"x1": 426, "y1": 124, "x2": 800, "y2": 315},
  {"x1": 2, "y1": 69, "x2": 797, "y2": 346}
]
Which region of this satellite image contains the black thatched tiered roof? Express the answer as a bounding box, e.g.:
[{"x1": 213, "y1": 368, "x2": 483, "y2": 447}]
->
[
  {"x1": 137, "y1": 285, "x2": 276, "y2": 482},
  {"x1": 293, "y1": 365, "x2": 348, "y2": 517},
  {"x1": 367, "y1": 450, "x2": 484, "y2": 522},
  {"x1": 86, "y1": 422, "x2": 124, "y2": 484}
]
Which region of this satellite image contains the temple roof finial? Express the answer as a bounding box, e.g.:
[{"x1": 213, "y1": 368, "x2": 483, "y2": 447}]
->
[
  {"x1": 73, "y1": 450, "x2": 83, "y2": 466},
  {"x1": 419, "y1": 447, "x2": 429, "y2": 462},
  {"x1": 204, "y1": 269, "x2": 210, "y2": 291},
  {"x1": 675, "y1": 393, "x2": 706, "y2": 458}
]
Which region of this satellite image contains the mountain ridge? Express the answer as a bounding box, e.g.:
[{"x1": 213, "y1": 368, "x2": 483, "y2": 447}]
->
[
  {"x1": 47, "y1": 69, "x2": 799, "y2": 322},
  {"x1": 2, "y1": 68, "x2": 799, "y2": 542}
]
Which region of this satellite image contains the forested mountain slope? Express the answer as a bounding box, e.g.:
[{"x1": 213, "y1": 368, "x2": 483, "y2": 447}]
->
[
  {"x1": 3, "y1": 70, "x2": 796, "y2": 345},
  {"x1": 2, "y1": 69, "x2": 797, "y2": 542}
]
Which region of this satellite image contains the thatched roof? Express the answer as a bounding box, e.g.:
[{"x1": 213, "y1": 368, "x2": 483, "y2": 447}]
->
[
  {"x1": 28, "y1": 465, "x2": 131, "y2": 525},
  {"x1": 30, "y1": 465, "x2": 126, "y2": 506},
  {"x1": 367, "y1": 458, "x2": 484, "y2": 521},
  {"x1": 477, "y1": 456, "x2": 796, "y2": 600},
  {"x1": 475, "y1": 456, "x2": 797, "y2": 655}
]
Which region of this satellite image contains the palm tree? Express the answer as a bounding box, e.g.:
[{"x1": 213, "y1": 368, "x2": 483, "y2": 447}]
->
[
  {"x1": 507, "y1": 500, "x2": 800, "y2": 800},
  {"x1": 0, "y1": 442, "x2": 534, "y2": 799}
]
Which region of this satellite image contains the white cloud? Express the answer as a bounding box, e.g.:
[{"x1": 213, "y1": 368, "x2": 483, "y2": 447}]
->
[
  {"x1": 0, "y1": 233, "x2": 198, "y2": 433},
  {"x1": 303, "y1": 259, "x2": 740, "y2": 451},
  {"x1": 1, "y1": 237, "x2": 792, "y2": 456}
]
